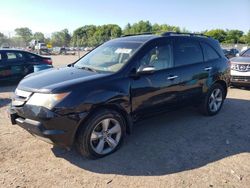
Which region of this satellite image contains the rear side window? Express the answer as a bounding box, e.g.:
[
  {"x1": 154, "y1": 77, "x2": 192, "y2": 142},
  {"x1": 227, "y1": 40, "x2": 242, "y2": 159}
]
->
[
  {"x1": 7, "y1": 52, "x2": 17, "y2": 60},
  {"x1": 6, "y1": 52, "x2": 24, "y2": 62},
  {"x1": 174, "y1": 40, "x2": 203, "y2": 67},
  {"x1": 201, "y1": 42, "x2": 220, "y2": 61}
]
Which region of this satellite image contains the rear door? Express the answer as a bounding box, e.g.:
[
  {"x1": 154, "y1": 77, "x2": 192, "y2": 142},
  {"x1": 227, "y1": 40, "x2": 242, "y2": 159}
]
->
[
  {"x1": 22, "y1": 52, "x2": 42, "y2": 75},
  {"x1": 200, "y1": 41, "x2": 223, "y2": 86},
  {"x1": 173, "y1": 38, "x2": 208, "y2": 103}
]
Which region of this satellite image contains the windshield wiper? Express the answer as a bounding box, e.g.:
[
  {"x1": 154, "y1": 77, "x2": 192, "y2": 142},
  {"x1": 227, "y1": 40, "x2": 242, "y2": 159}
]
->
[{"x1": 78, "y1": 66, "x2": 97, "y2": 73}]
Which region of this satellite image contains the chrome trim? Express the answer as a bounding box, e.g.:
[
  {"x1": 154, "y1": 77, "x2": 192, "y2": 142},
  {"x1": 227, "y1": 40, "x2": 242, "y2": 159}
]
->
[
  {"x1": 12, "y1": 89, "x2": 33, "y2": 107},
  {"x1": 15, "y1": 89, "x2": 32, "y2": 98},
  {"x1": 231, "y1": 64, "x2": 250, "y2": 72}
]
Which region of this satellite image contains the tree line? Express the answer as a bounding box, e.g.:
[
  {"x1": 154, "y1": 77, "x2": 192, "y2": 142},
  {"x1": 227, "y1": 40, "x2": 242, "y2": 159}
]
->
[{"x1": 1, "y1": 21, "x2": 250, "y2": 48}]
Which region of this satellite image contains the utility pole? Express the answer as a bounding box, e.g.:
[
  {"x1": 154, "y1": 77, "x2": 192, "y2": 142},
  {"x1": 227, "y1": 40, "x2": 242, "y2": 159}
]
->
[{"x1": 77, "y1": 35, "x2": 80, "y2": 59}]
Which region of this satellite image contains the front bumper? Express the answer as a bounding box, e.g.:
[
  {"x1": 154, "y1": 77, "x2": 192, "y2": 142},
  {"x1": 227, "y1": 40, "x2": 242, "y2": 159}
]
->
[
  {"x1": 9, "y1": 105, "x2": 87, "y2": 148},
  {"x1": 231, "y1": 76, "x2": 250, "y2": 85},
  {"x1": 230, "y1": 70, "x2": 250, "y2": 86}
]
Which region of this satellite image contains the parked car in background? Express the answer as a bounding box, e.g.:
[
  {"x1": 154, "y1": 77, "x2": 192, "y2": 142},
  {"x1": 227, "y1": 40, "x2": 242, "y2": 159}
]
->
[
  {"x1": 230, "y1": 48, "x2": 250, "y2": 86},
  {"x1": 0, "y1": 49, "x2": 53, "y2": 81},
  {"x1": 9, "y1": 32, "x2": 230, "y2": 159},
  {"x1": 223, "y1": 48, "x2": 239, "y2": 59},
  {"x1": 84, "y1": 47, "x2": 94, "y2": 52},
  {"x1": 52, "y1": 47, "x2": 76, "y2": 55}
]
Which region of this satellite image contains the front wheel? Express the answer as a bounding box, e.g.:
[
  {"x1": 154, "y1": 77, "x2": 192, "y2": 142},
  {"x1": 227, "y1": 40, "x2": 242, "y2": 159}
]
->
[
  {"x1": 200, "y1": 83, "x2": 226, "y2": 116},
  {"x1": 76, "y1": 109, "x2": 126, "y2": 159}
]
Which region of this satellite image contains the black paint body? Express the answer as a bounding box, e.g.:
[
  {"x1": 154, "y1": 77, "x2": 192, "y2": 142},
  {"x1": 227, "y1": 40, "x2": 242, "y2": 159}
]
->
[{"x1": 9, "y1": 35, "x2": 230, "y2": 148}]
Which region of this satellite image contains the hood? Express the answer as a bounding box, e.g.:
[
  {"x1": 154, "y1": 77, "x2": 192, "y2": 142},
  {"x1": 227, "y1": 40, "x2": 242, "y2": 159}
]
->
[
  {"x1": 18, "y1": 67, "x2": 110, "y2": 93},
  {"x1": 230, "y1": 56, "x2": 250, "y2": 63}
]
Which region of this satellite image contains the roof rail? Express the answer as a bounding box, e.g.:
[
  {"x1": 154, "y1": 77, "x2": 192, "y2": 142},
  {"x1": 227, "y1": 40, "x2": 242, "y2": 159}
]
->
[
  {"x1": 121, "y1": 32, "x2": 153, "y2": 37},
  {"x1": 162, "y1": 32, "x2": 210, "y2": 38}
]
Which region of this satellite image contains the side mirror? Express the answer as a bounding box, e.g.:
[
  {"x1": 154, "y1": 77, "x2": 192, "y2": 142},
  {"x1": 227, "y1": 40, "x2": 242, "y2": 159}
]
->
[
  {"x1": 137, "y1": 66, "x2": 156, "y2": 74},
  {"x1": 236, "y1": 53, "x2": 240, "y2": 57}
]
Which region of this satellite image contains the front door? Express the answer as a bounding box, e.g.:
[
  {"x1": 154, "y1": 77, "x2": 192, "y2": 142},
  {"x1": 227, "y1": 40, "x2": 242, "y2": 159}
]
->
[
  {"x1": 130, "y1": 39, "x2": 180, "y2": 119},
  {"x1": 0, "y1": 52, "x2": 12, "y2": 80},
  {"x1": 5, "y1": 51, "x2": 26, "y2": 79}
]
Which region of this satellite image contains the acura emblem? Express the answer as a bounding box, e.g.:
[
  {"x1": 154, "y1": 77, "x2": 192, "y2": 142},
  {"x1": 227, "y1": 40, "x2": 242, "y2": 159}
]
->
[{"x1": 239, "y1": 65, "x2": 246, "y2": 71}]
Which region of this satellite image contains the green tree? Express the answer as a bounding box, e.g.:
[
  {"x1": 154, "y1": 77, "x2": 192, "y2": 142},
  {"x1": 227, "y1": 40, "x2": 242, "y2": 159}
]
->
[
  {"x1": 72, "y1": 24, "x2": 121, "y2": 47},
  {"x1": 92, "y1": 24, "x2": 122, "y2": 46},
  {"x1": 110, "y1": 24, "x2": 122, "y2": 38},
  {"x1": 205, "y1": 29, "x2": 227, "y2": 42},
  {"x1": 123, "y1": 23, "x2": 132, "y2": 35},
  {"x1": 123, "y1": 20, "x2": 152, "y2": 34},
  {"x1": 239, "y1": 30, "x2": 250, "y2": 44},
  {"x1": 14, "y1": 27, "x2": 32, "y2": 45},
  {"x1": 224, "y1": 30, "x2": 244, "y2": 43},
  {"x1": 71, "y1": 25, "x2": 97, "y2": 47},
  {"x1": 124, "y1": 21, "x2": 180, "y2": 35},
  {"x1": 33, "y1": 32, "x2": 45, "y2": 42},
  {"x1": 0, "y1": 32, "x2": 9, "y2": 46},
  {"x1": 0, "y1": 32, "x2": 4, "y2": 38},
  {"x1": 152, "y1": 24, "x2": 180, "y2": 33},
  {"x1": 51, "y1": 29, "x2": 71, "y2": 46}
]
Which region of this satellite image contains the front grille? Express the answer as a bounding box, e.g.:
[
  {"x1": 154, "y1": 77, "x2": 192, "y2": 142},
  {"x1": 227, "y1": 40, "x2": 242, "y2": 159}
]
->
[
  {"x1": 231, "y1": 64, "x2": 250, "y2": 72},
  {"x1": 12, "y1": 89, "x2": 32, "y2": 107}
]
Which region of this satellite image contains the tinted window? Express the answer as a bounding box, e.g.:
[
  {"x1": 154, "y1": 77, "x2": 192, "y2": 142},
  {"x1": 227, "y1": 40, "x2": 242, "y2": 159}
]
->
[
  {"x1": 201, "y1": 42, "x2": 220, "y2": 61},
  {"x1": 26, "y1": 52, "x2": 39, "y2": 59},
  {"x1": 6, "y1": 52, "x2": 24, "y2": 62},
  {"x1": 174, "y1": 40, "x2": 203, "y2": 66},
  {"x1": 242, "y1": 49, "x2": 250, "y2": 57},
  {"x1": 139, "y1": 44, "x2": 173, "y2": 70},
  {"x1": 7, "y1": 52, "x2": 17, "y2": 60}
]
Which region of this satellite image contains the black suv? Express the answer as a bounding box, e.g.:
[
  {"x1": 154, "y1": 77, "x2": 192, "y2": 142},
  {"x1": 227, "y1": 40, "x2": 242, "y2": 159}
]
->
[{"x1": 9, "y1": 32, "x2": 230, "y2": 158}]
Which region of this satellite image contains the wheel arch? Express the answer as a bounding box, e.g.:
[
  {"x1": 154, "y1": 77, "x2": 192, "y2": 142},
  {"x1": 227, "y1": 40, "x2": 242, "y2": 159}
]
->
[
  {"x1": 74, "y1": 104, "x2": 133, "y2": 143},
  {"x1": 214, "y1": 80, "x2": 228, "y2": 98}
]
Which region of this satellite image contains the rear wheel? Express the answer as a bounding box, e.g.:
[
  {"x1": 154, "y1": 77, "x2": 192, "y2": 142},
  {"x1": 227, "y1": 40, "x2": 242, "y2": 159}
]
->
[
  {"x1": 76, "y1": 109, "x2": 125, "y2": 159},
  {"x1": 200, "y1": 83, "x2": 226, "y2": 116}
]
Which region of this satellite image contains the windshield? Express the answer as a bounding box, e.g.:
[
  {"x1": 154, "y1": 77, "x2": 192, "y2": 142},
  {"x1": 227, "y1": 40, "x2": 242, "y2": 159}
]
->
[
  {"x1": 74, "y1": 41, "x2": 142, "y2": 73},
  {"x1": 241, "y1": 49, "x2": 250, "y2": 57}
]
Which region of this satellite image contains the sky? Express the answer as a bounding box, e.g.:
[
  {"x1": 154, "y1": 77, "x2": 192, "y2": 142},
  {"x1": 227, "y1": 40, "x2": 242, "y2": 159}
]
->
[{"x1": 0, "y1": 0, "x2": 249, "y2": 37}]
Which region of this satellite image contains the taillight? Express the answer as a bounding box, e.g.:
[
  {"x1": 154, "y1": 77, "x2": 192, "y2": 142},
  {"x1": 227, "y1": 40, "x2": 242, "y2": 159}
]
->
[{"x1": 43, "y1": 58, "x2": 52, "y2": 65}]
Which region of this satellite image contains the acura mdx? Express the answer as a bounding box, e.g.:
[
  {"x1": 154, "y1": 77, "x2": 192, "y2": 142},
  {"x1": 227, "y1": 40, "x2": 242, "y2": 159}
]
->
[{"x1": 9, "y1": 32, "x2": 230, "y2": 158}]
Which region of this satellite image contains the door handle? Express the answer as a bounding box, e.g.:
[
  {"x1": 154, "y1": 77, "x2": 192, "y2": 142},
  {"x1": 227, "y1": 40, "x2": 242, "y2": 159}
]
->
[
  {"x1": 167, "y1": 75, "x2": 178, "y2": 80},
  {"x1": 204, "y1": 67, "x2": 212, "y2": 71}
]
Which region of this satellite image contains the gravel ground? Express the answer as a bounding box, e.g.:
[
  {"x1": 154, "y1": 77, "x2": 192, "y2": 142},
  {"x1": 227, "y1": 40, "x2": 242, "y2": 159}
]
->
[{"x1": 0, "y1": 55, "x2": 250, "y2": 188}]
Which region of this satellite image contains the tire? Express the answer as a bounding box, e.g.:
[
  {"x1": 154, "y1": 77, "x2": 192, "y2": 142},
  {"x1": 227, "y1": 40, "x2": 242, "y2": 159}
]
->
[
  {"x1": 76, "y1": 109, "x2": 126, "y2": 159},
  {"x1": 200, "y1": 83, "x2": 226, "y2": 116}
]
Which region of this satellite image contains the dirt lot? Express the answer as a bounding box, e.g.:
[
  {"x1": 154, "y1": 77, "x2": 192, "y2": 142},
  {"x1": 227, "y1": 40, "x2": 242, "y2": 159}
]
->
[{"x1": 0, "y1": 55, "x2": 250, "y2": 188}]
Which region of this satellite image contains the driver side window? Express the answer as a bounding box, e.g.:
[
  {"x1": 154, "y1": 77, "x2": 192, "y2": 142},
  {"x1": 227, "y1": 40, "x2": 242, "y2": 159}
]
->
[{"x1": 139, "y1": 44, "x2": 173, "y2": 71}]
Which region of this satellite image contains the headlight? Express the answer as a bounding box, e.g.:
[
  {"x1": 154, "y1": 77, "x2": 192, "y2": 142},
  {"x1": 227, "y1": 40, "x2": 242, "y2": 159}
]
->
[
  {"x1": 26, "y1": 92, "x2": 70, "y2": 110},
  {"x1": 231, "y1": 64, "x2": 238, "y2": 70}
]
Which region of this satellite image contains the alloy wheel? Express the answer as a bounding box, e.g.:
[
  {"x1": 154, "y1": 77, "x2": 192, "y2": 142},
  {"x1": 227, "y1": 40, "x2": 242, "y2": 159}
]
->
[
  {"x1": 90, "y1": 118, "x2": 122, "y2": 155},
  {"x1": 208, "y1": 88, "x2": 223, "y2": 112}
]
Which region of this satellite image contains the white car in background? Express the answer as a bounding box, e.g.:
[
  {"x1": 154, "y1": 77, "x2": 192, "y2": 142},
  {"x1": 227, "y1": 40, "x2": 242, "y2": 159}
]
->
[{"x1": 230, "y1": 48, "x2": 250, "y2": 87}]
